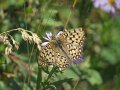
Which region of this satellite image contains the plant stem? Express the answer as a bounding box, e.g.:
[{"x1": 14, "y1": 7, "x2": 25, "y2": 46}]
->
[
  {"x1": 36, "y1": 66, "x2": 42, "y2": 90},
  {"x1": 64, "y1": 0, "x2": 77, "y2": 29}
]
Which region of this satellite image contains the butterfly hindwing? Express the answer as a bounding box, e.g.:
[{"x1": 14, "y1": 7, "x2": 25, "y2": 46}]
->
[
  {"x1": 54, "y1": 47, "x2": 70, "y2": 70},
  {"x1": 38, "y1": 42, "x2": 55, "y2": 66},
  {"x1": 39, "y1": 42, "x2": 70, "y2": 70}
]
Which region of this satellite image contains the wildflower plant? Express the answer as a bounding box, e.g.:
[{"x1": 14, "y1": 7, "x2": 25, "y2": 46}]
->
[{"x1": 92, "y1": 0, "x2": 120, "y2": 14}]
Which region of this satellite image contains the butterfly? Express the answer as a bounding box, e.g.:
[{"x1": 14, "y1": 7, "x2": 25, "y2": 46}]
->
[{"x1": 38, "y1": 28, "x2": 85, "y2": 70}]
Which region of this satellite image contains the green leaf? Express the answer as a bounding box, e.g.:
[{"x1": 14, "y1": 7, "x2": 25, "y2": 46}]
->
[
  {"x1": 52, "y1": 78, "x2": 72, "y2": 87},
  {"x1": 42, "y1": 18, "x2": 62, "y2": 26},
  {"x1": 84, "y1": 69, "x2": 102, "y2": 85},
  {"x1": 62, "y1": 69, "x2": 79, "y2": 80},
  {"x1": 100, "y1": 48, "x2": 117, "y2": 64},
  {"x1": 0, "y1": 81, "x2": 7, "y2": 90}
]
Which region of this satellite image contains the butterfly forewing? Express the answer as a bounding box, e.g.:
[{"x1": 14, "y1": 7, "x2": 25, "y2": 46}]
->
[{"x1": 58, "y1": 28, "x2": 85, "y2": 63}]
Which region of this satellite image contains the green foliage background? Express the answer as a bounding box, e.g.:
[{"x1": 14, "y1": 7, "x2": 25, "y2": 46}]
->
[{"x1": 0, "y1": 0, "x2": 120, "y2": 90}]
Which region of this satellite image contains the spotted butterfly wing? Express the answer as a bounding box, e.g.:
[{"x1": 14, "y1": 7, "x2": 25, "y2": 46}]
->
[
  {"x1": 38, "y1": 42, "x2": 70, "y2": 70},
  {"x1": 38, "y1": 42, "x2": 55, "y2": 66},
  {"x1": 54, "y1": 47, "x2": 70, "y2": 70},
  {"x1": 57, "y1": 28, "x2": 85, "y2": 63}
]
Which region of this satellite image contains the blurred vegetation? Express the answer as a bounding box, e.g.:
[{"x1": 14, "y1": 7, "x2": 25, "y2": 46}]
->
[{"x1": 0, "y1": 0, "x2": 120, "y2": 90}]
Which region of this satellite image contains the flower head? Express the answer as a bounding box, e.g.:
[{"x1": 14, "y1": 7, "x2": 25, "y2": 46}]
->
[
  {"x1": 93, "y1": 0, "x2": 120, "y2": 14},
  {"x1": 42, "y1": 31, "x2": 64, "y2": 47},
  {"x1": 56, "y1": 31, "x2": 64, "y2": 37}
]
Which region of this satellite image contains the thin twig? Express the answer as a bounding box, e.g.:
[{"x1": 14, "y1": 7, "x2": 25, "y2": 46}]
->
[
  {"x1": 72, "y1": 80, "x2": 79, "y2": 90},
  {"x1": 64, "y1": 0, "x2": 77, "y2": 30}
]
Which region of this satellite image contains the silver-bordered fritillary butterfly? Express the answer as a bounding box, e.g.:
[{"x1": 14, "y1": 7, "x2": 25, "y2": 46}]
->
[{"x1": 38, "y1": 28, "x2": 85, "y2": 70}]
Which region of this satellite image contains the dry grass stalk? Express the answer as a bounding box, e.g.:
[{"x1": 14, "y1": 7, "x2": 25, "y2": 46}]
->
[
  {"x1": 0, "y1": 35, "x2": 13, "y2": 55},
  {"x1": 0, "y1": 28, "x2": 42, "y2": 55}
]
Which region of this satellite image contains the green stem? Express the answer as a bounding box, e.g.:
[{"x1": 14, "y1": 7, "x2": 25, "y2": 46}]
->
[
  {"x1": 36, "y1": 66, "x2": 42, "y2": 90},
  {"x1": 45, "y1": 67, "x2": 57, "y2": 83}
]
